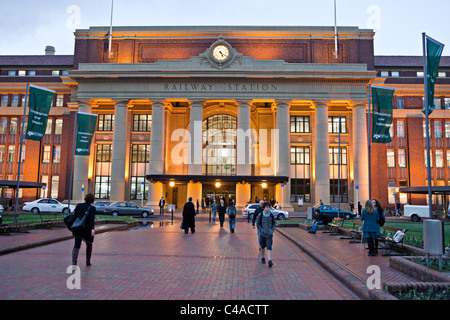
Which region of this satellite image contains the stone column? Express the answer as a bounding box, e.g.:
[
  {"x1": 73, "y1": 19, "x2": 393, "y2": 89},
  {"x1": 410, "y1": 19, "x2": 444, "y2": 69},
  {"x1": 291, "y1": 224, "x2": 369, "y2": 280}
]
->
[
  {"x1": 236, "y1": 183, "x2": 251, "y2": 210},
  {"x1": 314, "y1": 103, "x2": 330, "y2": 205},
  {"x1": 236, "y1": 100, "x2": 252, "y2": 176},
  {"x1": 275, "y1": 101, "x2": 293, "y2": 211},
  {"x1": 109, "y1": 100, "x2": 129, "y2": 202},
  {"x1": 188, "y1": 100, "x2": 204, "y2": 175},
  {"x1": 352, "y1": 104, "x2": 369, "y2": 202},
  {"x1": 147, "y1": 101, "x2": 166, "y2": 206},
  {"x1": 72, "y1": 101, "x2": 92, "y2": 202}
]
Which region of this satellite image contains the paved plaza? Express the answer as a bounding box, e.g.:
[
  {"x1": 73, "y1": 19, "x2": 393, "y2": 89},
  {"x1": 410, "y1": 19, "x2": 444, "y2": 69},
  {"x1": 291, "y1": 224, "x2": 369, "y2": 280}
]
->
[{"x1": 0, "y1": 213, "x2": 418, "y2": 309}]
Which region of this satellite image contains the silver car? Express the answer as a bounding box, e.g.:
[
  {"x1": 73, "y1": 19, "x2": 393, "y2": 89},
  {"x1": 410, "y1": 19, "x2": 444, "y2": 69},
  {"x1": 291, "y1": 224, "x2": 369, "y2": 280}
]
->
[
  {"x1": 103, "y1": 202, "x2": 154, "y2": 218},
  {"x1": 242, "y1": 203, "x2": 289, "y2": 220}
]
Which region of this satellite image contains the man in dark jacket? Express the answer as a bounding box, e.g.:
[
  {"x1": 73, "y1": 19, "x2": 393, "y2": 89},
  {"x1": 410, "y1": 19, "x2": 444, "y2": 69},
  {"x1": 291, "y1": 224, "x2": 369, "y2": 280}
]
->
[
  {"x1": 72, "y1": 193, "x2": 96, "y2": 267},
  {"x1": 308, "y1": 208, "x2": 330, "y2": 234},
  {"x1": 182, "y1": 197, "x2": 196, "y2": 234}
]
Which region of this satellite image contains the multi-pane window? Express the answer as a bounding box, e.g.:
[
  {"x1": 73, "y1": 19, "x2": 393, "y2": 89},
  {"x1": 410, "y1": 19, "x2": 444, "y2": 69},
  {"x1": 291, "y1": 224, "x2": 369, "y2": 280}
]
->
[
  {"x1": 387, "y1": 150, "x2": 395, "y2": 167},
  {"x1": 398, "y1": 149, "x2": 406, "y2": 168},
  {"x1": 95, "y1": 144, "x2": 112, "y2": 199},
  {"x1": 11, "y1": 95, "x2": 19, "y2": 107},
  {"x1": 55, "y1": 119, "x2": 63, "y2": 135},
  {"x1": 45, "y1": 119, "x2": 53, "y2": 134},
  {"x1": 329, "y1": 147, "x2": 347, "y2": 165},
  {"x1": 132, "y1": 144, "x2": 150, "y2": 163},
  {"x1": 7, "y1": 146, "x2": 15, "y2": 163},
  {"x1": 0, "y1": 145, "x2": 5, "y2": 163},
  {"x1": 55, "y1": 95, "x2": 64, "y2": 107},
  {"x1": 130, "y1": 144, "x2": 150, "y2": 200},
  {"x1": 51, "y1": 176, "x2": 59, "y2": 199},
  {"x1": 425, "y1": 150, "x2": 433, "y2": 168},
  {"x1": 445, "y1": 122, "x2": 450, "y2": 138},
  {"x1": 290, "y1": 116, "x2": 310, "y2": 133},
  {"x1": 445, "y1": 98, "x2": 450, "y2": 110},
  {"x1": 396, "y1": 120, "x2": 405, "y2": 137},
  {"x1": 436, "y1": 150, "x2": 444, "y2": 168},
  {"x1": 0, "y1": 118, "x2": 7, "y2": 134},
  {"x1": 1, "y1": 95, "x2": 8, "y2": 107},
  {"x1": 52, "y1": 146, "x2": 61, "y2": 164},
  {"x1": 290, "y1": 146, "x2": 310, "y2": 165},
  {"x1": 42, "y1": 145, "x2": 51, "y2": 163},
  {"x1": 9, "y1": 118, "x2": 18, "y2": 134},
  {"x1": 98, "y1": 114, "x2": 114, "y2": 131},
  {"x1": 96, "y1": 144, "x2": 112, "y2": 162},
  {"x1": 434, "y1": 121, "x2": 442, "y2": 138},
  {"x1": 328, "y1": 116, "x2": 347, "y2": 133},
  {"x1": 133, "y1": 114, "x2": 152, "y2": 132}
]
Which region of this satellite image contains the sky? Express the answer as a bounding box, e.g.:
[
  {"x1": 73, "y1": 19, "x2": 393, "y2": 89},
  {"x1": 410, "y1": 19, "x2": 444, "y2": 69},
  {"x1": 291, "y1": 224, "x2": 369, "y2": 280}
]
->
[{"x1": 0, "y1": 0, "x2": 449, "y2": 56}]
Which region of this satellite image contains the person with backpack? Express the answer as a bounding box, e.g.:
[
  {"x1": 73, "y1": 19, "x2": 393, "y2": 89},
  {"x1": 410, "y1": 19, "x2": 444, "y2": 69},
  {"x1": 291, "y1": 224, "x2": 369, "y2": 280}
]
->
[
  {"x1": 371, "y1": 199, "x2": 385, "y2": 254},
  {"x1": 308, "y1": 208, "x2": 331, "y2": 234},
  {"x1": 227, "y1": 201, "x2": 237, "y2": 233},
  {"x1": 256, "y1": 202, "x2": 276, "y2": 267}
]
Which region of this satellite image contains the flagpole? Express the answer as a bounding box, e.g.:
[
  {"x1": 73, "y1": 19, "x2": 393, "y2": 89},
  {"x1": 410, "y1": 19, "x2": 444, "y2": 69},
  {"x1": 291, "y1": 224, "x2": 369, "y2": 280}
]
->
[
  {"x1": 14, "y1": 83, "x2": 29, "y2": 219},
  {"x1": 368, "y1": 84, "x2": 372, "y2": 201},
  {"x1": 334, "y1": 0, "x2": 338, "y2": 58},
  {"x1": 108, "y1": 0, "x2": 114, "y2": 58},
  {"x1": 423, "y1": 32, "x2": 433, "y2": 219},
  {"x1": 67, "y1": 111, "x2": 78, "y2": 213}
]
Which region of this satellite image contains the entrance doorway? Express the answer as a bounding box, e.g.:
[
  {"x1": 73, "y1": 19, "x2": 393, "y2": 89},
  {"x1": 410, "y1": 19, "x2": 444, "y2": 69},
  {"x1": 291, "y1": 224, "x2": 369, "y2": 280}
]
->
[{"x1": 202, "y1": 183, "x2": 236, "y2": 207}]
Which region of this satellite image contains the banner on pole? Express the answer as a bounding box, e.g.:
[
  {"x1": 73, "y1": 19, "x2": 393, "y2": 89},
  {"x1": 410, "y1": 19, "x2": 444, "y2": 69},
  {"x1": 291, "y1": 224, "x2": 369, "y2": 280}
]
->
[
  {"x1": 371, "y1": 86, "x2": 395, "y2": 144},
  {"x1": 75, "y1": 112, "x2": 98, "y2": 156},
  {"x1": 423, "y1": 36, "x2": 445, "y2": 116},
  {"x1": 25, "y1": 85, "x2": 55, "y2": 141}
]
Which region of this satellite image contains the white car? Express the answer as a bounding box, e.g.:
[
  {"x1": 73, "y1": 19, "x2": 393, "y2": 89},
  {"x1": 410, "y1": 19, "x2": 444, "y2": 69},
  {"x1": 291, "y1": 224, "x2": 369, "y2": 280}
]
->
[
  {"x1": 23, "y1": 198, "x2": 75, "y2": 214},
  {"x1": 242, "y1": 203, "x2": 289, "y2": 220}
]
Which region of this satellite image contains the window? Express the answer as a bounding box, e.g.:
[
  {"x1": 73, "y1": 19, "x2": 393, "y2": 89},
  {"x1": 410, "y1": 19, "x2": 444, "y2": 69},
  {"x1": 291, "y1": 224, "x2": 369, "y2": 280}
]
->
[
  {"x1": 0, "y1": 118, "x2": 7, "y2": 134},
  {"x1": 42, "y1": 145, "x2": 51, "y2": 163},
  {"x1": 329, "y1": 147, "x2": 347, "y2": 165},
  {"x1": 45, "y1": 119, "x2": 53, "y2": 134},
  {"x1": 40, "y1": 176, "x2": 48, "y2": 198},
  {"x1": 380, "y1": 71, "x2": 389, "y2": 77},
  {"x1": 131, "y1": 144, "x2": 150, "y2": 163},
  {"x1": 1, "y1": 95, "x2": 8, "y2": 107},
  {"x1": 387, "y1": 149, "x2": 395, "y2": 167},
  {"x1": 290, "y1": 116, "x2": 310, "y2": 133},
  {"x1": 133, "y1": 114, "x2": 152, "y2": 132},
  {"x1": 51, "y1": 176, "x2": 59, "y2": 199},
  {"x1": 328, "y1": 116, "x2": 347, "y2": 133},
  {"x1": 55, "y1": 119, "x2": 63, "y2": 135},
  {"x1": 398, "y1": 149, "x2": 406, "y2": 168},
  {"x1": 396, "y1": 97, "x2": 404, "y2": 109},
  {"x1": 434, "y1": 121, "x2": 442, "y2": 138},
  {"x1": 9, "y1": 118, "x2": 18, "y2": 134},
  {"x1": 96, "y1": 144, "x2": 112, "y2": 162},
  {"x1": 130, "y1": 177, "x2": 147, "y2": 200},
  {"x1": 290, "y1": 146, "x2": 310, "y2": 165},
  {"x1": 434, "y1": 98, "x2": 442, "y2": 110},
  {"x1": 438, "y1": 72, "x2": 446, "y2": 78},
  {"x1": 28, "y1": 71, "x2": 36, "y2": 76},
  {"x1": 445, "y1": 98, "x2": 450, "y2": 110},
  {"x1": 397, "y1": 120, "x2": 405, "y2": 137},
  {"x1": 11, "y1": 95, "x2": 19, "y2": 107},
  {"x1": 55, "y1": 95, "x2": 64, "y2": 107},
  {"x1": 446, "y1": 122, "x2": 450, "y2": 138},
  {"x1": 18, "y1": 70, "x2": 26, "y2": 76},
  {"x1": 20, "y1": 145, "x2": 25, "y2": 162},
  {"x1": 0, "y1": 146, "x2": 5, "y2": 163},
  {"x1": 8, "y1": 71, "x2": 15, "y2": 76},
  {"x1": 436, "y1": 150, "x2": 444, "y2": 168},
  {"x1": 98, "y1": 114, "x2": 114, "y2": 131},
  {"x1": 7, "y1": 146, "x2": 15, "y2": 163},
  {"x1": 391, "y1": 71, "x2": 399, "y2": 77},
  {"x1": 52, "y1": 70, "x2": 60, "y2": 76},
  {"x1": 423, "y1": 121, "x2": 431, "y2": 138},
  {"x1": 61, "y1": 70, "x2": 69, "y2": 76},
  {"x1": 447, "y1": 150, "x2": 450, "y2": 168},
  {"x1": 52, "y1": 146, "x2": 61, "y2": 163},
  {"x1": 417, "y1": 72, "x2": 424, "y2": 77}
]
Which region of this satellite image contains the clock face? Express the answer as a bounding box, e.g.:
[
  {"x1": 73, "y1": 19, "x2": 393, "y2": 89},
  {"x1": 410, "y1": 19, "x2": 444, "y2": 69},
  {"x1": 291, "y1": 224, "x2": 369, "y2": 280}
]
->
[{"x1": 213, "y1": 45, "x2": 229, "y2": 61}]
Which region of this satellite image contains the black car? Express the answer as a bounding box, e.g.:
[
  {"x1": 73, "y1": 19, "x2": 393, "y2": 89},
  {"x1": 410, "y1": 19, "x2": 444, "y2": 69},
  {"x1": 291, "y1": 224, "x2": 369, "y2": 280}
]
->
[
  {"x1": 93, "y1": 201, "x2": 111, "y2": 214},
  {"x1": 315, "y1": 205, "x2": 356, "y2": 220}
]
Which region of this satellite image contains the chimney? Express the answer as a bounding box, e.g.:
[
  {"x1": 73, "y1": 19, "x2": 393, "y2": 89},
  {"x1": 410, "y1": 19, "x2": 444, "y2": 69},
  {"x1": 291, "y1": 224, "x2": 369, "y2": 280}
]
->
[{"x1": 45, "y1": 46, "x2": 55, "y2": 55}]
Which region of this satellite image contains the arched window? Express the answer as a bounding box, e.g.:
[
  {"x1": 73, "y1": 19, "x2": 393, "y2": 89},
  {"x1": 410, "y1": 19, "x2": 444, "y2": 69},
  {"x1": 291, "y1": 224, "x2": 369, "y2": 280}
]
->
[{"x1": 202, "y1": 114, "x2": 237, "y2": 176}]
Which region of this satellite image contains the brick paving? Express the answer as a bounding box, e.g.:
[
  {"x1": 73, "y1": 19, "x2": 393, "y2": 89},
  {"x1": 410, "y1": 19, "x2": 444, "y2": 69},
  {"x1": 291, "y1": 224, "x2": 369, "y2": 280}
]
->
[{"x1": 0, "y1": 215, "x2": 361, "y2": 301}]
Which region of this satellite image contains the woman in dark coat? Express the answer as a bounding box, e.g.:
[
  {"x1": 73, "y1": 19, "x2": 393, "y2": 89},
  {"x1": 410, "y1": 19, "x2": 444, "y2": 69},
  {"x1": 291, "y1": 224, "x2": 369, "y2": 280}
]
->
[
  {"x1": 218, "y1": 199, "x2": 226, "y2": 227},
  {"x1": 182, "y1": 197, "x2": 196, "y2": 234},
  {"x1": 72, "y1": 193, "x2": 96, "y2": 267}
]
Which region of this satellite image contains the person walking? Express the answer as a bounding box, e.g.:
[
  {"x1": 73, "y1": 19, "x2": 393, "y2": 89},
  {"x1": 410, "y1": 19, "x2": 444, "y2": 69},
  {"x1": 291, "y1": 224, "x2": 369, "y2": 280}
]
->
[
  {"x1": 158, "y1": 197, "x2": 165, "y2": 215},
  {"x1": 71, "y1": 193, "x2": 96, "y2": 268},
  {"x1": 252, "y1": 200, "x2": 264, "y2": 259},
  {"x1": 210, "y1": 199, "x2": 218, "y2": 222},
  {"x1": 196, "y1": 199, "x2": 200, "y2": 215},
  {"x1": 218, "y1": 199, "x2": 226, "y2": 227},
  {"x1": 372, "y1": 199, "x2": 385, "y2": 255},
  {"x1": 361, "y1": 200, "x2": 379, "y2": 256},
  {"x1": 256, "y1": 202, "x2": 276, "y2": 267},
  {"x1": 182, "y1": 197, "x2": 196, "y2": 234},
  {"x1": 227, "y1": 201, "x2": 237, "y2": 233}
]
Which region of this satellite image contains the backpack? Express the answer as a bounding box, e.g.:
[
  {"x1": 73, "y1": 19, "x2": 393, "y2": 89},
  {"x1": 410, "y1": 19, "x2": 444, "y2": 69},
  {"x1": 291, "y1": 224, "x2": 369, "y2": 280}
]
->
[
  {"x1": 228, "y1": 206, "x2": 237, "y2": 217},
  {"x1": 257, "y1": 212, "x2": 276, "y2": 229}
]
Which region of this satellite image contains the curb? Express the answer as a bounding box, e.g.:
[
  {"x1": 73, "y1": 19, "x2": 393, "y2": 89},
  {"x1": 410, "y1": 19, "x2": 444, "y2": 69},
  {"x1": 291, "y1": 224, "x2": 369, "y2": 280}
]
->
[
  {"x1": 276, "y1": 228, "x2": 398, "y2": 300},
  {"x1": 0, "y1": 220, "x2": 139, "y2": 256}
]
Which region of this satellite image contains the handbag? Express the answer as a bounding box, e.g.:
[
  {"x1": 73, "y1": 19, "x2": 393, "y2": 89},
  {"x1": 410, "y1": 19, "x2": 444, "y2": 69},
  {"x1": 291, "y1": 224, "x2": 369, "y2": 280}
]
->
[
  {"x1": 64, "y1": 214, "x2": 77, "y2": 230},
  {"x1": 180, "y1": 222, "x2": 184, "y2": 229},
  {"x1": 70, "y1": 205, "x2": 91, "y2": 232}
]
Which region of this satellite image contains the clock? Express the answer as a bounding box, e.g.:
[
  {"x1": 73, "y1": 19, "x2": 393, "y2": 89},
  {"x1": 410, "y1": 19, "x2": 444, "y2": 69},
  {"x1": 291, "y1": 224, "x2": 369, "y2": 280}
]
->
[{"x1": 212, "y1": 44, "x2": 229, "y2": 61}]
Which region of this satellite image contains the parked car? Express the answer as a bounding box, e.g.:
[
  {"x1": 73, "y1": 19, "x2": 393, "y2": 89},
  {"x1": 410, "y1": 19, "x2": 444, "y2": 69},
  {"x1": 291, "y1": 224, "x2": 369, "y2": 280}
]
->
[
  {"x1": 315, "y1": 205, "x2": 356, "y2": 220},
  {"x1": 242, "y1": 203, "x2": 289, "y2": 220},
  {"x1": 0, "y1": 204, "x2": 3, "y2": 212},
  {"x1": 103, "y1": 202, "x2": 154, "y2": 218},
  {"x1": 23, "y1": 198, "x2": 75, "y2": 214},
  {"x1": 403, "y1": 204, "x2": 429, "y2": 222},
  {"x1": 93, "y1": 201, "x2": 111, "y2": 214}
]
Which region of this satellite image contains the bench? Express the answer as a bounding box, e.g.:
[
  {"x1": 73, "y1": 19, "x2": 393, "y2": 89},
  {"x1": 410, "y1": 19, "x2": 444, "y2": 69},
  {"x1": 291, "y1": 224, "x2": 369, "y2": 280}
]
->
[
  {"x1": 0, "y1": 214, "x2": 30, "y2": 235},
  {"x1": 348, "y1": 220, "x2": 364, "y2": 243},
  {"x1": 39, "y1": 212, "x2": 64, "y2": 229},
  {"x1": 378, "y1": 225, "x2": 408, "y2": 256},
  {"x1": 326, "y1": 218, "x2": 355, "y2": 236}
]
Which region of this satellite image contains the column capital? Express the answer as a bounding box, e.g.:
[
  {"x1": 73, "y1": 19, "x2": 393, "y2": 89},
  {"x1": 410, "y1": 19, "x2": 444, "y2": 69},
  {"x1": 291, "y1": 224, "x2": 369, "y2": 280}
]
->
[
  {"x1": 189, "y1": 100, "x2": 205, "y2": 108},
  {"x1": 273, "y1": 100, "x2": 291, "y2": 109},
  {"x1": 151, "y1": 100, "x2": 166, "y2": 108},
  {"x1": 235, "y1": 100, "x2": 252, "y2": 108}
]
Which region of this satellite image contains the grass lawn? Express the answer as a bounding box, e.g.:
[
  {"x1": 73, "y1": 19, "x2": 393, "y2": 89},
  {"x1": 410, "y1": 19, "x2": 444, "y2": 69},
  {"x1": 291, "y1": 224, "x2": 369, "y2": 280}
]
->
[{"x1": 1, "y1": 212, "x2": 134, "y2": 224}]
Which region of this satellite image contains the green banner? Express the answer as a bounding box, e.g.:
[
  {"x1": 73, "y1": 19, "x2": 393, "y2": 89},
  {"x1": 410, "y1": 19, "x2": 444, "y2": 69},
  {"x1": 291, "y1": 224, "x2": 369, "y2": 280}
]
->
[
  {"x1": 75, "y1": 112, "x2": 98, "y2": 156},
  {"x1": 423, "y1": 36, "x2": 445, "y2": 115},
  {"x1": 371, "y1": 86, "x2": 395, "y2": 144},
  {"x1": 25, "y1": 85, "x2": 55, "y2": 141}
]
